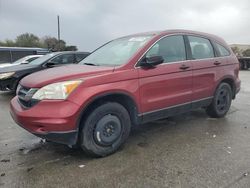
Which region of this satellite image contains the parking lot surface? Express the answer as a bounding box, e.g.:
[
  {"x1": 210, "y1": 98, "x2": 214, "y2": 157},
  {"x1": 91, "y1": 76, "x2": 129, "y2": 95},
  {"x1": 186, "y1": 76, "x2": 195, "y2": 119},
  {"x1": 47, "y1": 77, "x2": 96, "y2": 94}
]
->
[{"x1": 0, "y1": 71, "x2": 250, "y2": 188}]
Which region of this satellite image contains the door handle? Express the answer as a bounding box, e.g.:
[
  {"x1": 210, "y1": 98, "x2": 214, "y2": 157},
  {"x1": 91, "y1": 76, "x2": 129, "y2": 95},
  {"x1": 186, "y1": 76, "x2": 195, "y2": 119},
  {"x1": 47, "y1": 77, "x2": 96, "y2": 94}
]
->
[
  {"x1": 214, "y1": 61, "x2": 221, "y2": 65},
  {"x1": 179, "y1": 64, "x2": 190, "y2": 70}
]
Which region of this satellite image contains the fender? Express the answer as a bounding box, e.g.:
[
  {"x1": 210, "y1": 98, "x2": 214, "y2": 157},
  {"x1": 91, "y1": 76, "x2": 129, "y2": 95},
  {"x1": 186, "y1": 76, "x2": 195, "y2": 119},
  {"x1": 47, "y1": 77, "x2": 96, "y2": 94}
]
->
[{"x1": 75, "y1": 90, "x2": 141, "y2": 133}]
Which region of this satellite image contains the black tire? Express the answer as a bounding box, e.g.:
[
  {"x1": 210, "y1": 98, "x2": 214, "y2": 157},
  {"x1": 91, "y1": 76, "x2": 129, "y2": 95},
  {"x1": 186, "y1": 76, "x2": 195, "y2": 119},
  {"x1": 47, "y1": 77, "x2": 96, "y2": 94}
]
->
[
  {"x1": 80, "y1": 102, "x2": 131, "y2": 157},
  {"x1": 240, "y1": 62, "x2": 244, "y2": 70},
  {"x1": 206, "y1": 83, "x2": 232, "y2": 118}
]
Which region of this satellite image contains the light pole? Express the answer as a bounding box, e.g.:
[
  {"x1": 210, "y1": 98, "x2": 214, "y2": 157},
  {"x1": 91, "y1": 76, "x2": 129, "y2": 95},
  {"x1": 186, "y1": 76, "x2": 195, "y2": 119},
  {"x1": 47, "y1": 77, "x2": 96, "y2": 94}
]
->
[{"x1": 57, "y1": 15, "x2": 61, "y2": 51}]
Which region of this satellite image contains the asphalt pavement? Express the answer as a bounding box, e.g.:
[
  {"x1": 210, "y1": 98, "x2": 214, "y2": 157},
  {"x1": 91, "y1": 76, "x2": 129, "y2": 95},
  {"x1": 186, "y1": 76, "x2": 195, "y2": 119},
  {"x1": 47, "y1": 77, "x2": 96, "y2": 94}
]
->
[{"x1": 0, "y1": 71, "x2": 250, "y2": 188}]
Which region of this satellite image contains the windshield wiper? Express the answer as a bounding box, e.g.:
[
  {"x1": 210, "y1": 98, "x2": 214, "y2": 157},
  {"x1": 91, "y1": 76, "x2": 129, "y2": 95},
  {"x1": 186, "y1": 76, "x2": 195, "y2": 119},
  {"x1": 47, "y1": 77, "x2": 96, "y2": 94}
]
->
[{"x1": 83, "y1": 63, "x2": 99, "y2": 66}]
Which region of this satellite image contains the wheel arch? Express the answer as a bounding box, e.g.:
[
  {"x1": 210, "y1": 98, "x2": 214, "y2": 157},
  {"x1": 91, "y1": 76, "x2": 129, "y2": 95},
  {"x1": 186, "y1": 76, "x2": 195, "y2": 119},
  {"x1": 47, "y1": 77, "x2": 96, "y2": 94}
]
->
[
  {"x1": 217, "y1": 77, "x2": 236, "y2": 99},
  {"x1": 77, "y1": 91, "x2": 141, "y2": 133}
]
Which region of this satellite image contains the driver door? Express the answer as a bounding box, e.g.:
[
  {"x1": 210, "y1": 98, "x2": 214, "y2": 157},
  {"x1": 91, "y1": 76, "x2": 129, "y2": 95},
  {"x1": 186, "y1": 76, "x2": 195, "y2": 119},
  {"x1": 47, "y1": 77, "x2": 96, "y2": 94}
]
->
[{"x1": 138, "y1": 35, "x2": 193, "y2": 122}]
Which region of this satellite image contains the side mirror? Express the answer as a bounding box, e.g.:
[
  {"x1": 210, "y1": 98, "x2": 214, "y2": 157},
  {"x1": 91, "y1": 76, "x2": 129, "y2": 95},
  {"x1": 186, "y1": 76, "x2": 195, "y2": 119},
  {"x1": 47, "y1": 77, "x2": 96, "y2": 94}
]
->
[
  {"x1": 46, "y1": 61, "x2": 56, "y2": 68},
  {"x1": 139, "y1": 55, "x2": 164, "y2": 68}
]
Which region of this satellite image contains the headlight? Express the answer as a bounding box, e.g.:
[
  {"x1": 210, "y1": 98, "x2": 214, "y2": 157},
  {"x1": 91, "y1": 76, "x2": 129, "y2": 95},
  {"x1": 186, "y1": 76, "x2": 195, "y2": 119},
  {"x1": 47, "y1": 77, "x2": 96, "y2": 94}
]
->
[
  {"x1": 0, "y1": 72, "x2": 15, "y2": 79},
  {"x1": 32, "y1": 80, "x2": 82, "y2": 100}
]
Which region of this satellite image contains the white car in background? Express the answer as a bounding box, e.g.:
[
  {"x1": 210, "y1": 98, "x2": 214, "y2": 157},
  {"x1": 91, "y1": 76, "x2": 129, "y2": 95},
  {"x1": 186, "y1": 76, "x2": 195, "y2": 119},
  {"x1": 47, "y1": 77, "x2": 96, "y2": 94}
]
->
[{"x1": 0, "y1": 55, "x2": 43, "y2": 68}]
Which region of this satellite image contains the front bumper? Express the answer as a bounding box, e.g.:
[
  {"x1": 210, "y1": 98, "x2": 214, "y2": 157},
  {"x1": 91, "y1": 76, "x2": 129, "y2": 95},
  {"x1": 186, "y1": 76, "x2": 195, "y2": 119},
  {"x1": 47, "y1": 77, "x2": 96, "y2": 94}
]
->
[
  {"x1": 10, "y1": 96, "x2": 81, "y2": 146},
  {"x1": 33, "y1": 131, "x2": 78, "y2": 146},
  {"x1": 0, "y1": 77, "x2": 18, "y2": 91}
]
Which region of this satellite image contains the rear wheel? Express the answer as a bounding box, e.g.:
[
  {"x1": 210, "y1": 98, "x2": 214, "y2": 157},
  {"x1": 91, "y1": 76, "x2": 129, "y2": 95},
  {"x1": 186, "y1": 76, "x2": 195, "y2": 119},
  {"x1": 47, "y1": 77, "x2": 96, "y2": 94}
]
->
[
  {"x1": 240, "y1": 62, "x2": 244, "y2": 70},
  {"x1": 206, "y1": 83, "x2": 232, "y2": 118},
  {"x1": 80, "y1": 102, "x2": 131, "y2": 157}
]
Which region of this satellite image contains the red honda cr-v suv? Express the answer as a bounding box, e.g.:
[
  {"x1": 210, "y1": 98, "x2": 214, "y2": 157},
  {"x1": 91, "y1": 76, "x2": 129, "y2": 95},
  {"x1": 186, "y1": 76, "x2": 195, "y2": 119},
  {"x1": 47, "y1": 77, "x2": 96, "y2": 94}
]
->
[{"x1": 10, "y1": 30, "x2": 241, "y2": 157}]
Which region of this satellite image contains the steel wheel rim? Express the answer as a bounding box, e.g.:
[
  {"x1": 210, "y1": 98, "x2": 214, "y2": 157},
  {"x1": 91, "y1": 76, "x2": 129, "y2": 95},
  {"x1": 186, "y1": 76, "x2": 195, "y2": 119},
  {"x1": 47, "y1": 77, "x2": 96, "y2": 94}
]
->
[
  {"x1": 94, "y1": 114, "x2": 122, "y2": 146},
  {"x1": 216, "y1": 88, "x2": 230, "y2": 113}
]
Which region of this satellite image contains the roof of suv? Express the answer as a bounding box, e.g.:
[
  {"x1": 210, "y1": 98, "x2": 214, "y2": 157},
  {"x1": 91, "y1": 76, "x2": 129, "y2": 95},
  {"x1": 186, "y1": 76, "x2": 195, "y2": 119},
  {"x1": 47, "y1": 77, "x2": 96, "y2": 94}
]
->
[{"x1": 125, "y1": 29, "x2": 227, "y2": 46}]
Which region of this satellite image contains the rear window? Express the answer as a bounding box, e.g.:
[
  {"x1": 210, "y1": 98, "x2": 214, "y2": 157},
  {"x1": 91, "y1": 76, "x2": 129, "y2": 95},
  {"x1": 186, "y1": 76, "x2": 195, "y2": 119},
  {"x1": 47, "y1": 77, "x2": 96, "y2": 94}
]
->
[
  {"x1": 188, "y1": 36, "x2": 214, "y2": 60},
  {"x1": 214, "y1": 42, "x2": 230, "y2": 57}
]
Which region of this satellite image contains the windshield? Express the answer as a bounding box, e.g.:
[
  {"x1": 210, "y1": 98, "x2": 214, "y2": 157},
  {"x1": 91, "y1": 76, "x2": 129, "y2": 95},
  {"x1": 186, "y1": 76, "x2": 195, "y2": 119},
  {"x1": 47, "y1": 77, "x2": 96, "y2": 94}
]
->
[
  {"x1": 12, "y1": 56, "x2": 41, "y2": 64},
  {"x1": 79, "y1": 35, "x2": 153, "y2": 66},
  {"x1": 12, "y1": 56, "x2": 30, "y2": 64},
  {"x1": 29, "y1": 53, "x2": 56, "y2": 65}
]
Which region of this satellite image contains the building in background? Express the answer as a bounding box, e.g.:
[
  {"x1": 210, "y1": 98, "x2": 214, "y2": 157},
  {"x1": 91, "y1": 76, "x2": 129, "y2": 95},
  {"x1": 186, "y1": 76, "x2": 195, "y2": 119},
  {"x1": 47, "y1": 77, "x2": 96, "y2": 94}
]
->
[{"x1": 230, "y1": 44, "x2": 250, "y2": 56}]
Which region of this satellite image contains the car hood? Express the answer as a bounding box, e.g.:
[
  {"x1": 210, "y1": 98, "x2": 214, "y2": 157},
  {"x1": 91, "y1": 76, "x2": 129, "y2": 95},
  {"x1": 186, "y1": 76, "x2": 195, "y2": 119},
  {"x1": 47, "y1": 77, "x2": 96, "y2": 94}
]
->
[
  {"x1": 20, "y1": 64, "x2": 115, "y2": 88},
  {"x1": 0, "y1": 63, "x2": 18, "y2": 68},
  {"x1": 0, "y1": 63, "x2": 37, "y2": 73}
]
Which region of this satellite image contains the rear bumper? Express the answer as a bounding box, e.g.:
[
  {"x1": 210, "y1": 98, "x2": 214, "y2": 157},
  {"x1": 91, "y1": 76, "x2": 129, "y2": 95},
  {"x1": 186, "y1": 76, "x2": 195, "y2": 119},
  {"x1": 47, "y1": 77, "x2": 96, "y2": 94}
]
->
[
  {"x1": 0, "y1": 77, "x2": 17, "y2": 91},
  {"x1": 236, "y1": 86, "x2": 240, "y2": 94},
  {"x1": 235, "y1": 78, "x2": 241, "y2": 96},
  {"x1": 10, "y1": 96, "x2": 81, "y2": 146}
]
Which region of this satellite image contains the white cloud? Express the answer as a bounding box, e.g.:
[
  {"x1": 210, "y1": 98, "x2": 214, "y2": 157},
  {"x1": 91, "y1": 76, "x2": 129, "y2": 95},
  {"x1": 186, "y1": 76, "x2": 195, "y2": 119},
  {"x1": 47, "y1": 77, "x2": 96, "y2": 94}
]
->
[{"x1": 0, "y1": 0, "x2": 250, "y2": 50}]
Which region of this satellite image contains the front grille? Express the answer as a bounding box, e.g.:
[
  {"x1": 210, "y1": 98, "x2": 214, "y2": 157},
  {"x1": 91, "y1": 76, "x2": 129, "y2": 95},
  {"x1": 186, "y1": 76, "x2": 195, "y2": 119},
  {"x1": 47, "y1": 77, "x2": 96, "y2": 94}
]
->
[{"x1": 17, "y1": 85, "x2": 39, "y2": 108}]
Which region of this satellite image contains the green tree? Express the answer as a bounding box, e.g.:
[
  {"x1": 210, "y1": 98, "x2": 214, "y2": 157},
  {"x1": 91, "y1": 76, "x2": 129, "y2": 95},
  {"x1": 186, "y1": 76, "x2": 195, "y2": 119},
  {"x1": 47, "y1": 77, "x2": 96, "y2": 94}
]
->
[
  {"x1": 0, "y1": 33, "x2": 78, "y2": 52},
  {"x1": 0, "y1": 39, "x2": 16, "y2": 47},
  {"x1": 231, "y1": 46, "x2": 241, "y2": 56},
  {"x1": 57, "y1": 40, "x2": 66, "y2": 51},
  {"x1": 42, "y1": 36, "x2": 58, "y2": 50},
  {"x1": 64, "y1": 45, "x2": 77, "y2": 51},
  {"x1": 41, "y1": 36, "x2": 67, "y2": 51},
  {"x1": 242, "y1": 49, "x2": 250, "y2": 57},
  {"x1": 15, "y1": 33, "x2": 41, "y2": 47}
]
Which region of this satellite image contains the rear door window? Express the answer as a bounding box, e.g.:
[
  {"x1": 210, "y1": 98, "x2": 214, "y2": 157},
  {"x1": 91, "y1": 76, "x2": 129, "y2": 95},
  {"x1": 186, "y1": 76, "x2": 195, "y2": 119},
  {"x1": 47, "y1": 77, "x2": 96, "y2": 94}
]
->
[
  {"x1": 146, "y1": 35, "x2": 186, "y2": 63},
  {"x1": 188, "y1": 36, "x2": 214, "y2": 59}
]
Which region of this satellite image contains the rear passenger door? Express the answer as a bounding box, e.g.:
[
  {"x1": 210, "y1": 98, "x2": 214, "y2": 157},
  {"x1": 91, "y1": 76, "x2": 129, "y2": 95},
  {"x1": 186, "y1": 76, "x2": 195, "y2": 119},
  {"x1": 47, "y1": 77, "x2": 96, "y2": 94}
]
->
[
  {"x1": 186, "y1": 35, "x2": 225, "y2": 103},
  {"x1": 138, "y1": 35, "x2": 193, "y2": 122}
]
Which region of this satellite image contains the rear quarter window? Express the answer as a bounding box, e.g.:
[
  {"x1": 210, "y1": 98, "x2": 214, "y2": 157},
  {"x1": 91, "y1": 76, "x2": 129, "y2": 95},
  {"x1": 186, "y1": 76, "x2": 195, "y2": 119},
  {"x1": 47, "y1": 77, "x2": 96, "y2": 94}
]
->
[{"x1": 214, "y1": 42, "x2": 230, "y2": 57}]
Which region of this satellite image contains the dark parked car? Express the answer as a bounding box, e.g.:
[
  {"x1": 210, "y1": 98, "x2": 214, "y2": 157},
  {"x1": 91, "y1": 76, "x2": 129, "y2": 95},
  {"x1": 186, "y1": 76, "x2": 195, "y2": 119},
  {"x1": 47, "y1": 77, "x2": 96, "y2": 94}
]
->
[
  {"x1": 238, "y1": 56, "x2": 250, "y2": 70},
  {"x1": 10, "y1": 30, "x2": 240, "y2": 157},
  {"x1": 0, "y1": 51, "x2": 89, "y2": 91}
]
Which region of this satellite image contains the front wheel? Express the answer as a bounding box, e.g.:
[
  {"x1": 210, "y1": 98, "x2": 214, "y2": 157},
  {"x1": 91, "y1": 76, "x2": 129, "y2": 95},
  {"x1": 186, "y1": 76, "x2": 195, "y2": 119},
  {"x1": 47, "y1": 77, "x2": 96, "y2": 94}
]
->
[
  {"x1": 206, "y1": 83, "x2": 232, "y2": 118},
  {"x1": 80, "y1": 102, "x2": 131, "y2": 157}
]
